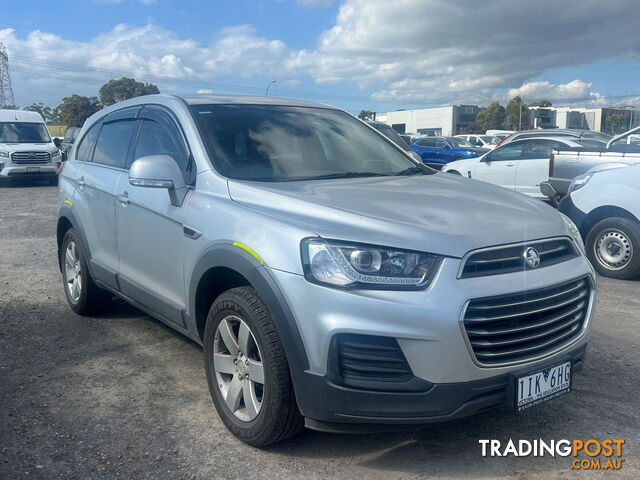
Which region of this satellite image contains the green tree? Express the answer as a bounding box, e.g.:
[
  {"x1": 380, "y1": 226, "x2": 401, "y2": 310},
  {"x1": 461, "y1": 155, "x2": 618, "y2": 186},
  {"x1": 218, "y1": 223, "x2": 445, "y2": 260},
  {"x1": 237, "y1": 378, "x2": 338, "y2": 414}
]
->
[
  {"x1": 24, "y1": 102, "x2": 54, "y2": 124},
  {"x1": 604, "y1": 113, "x2": 628, "y2": 135},
  {"x1": 357, "y1": 110, "x2": 376, "y2": 121},
  {"x1": 475, "y1": 102, "x2": 506, "y2": 131},
  {"x1": 528, "y1": 100, "x2": 553, "y2": 107},
  {"x1": 505, "y1": 96, "x2": 529, "y2": 130},
  {"x1": 55, "y1": 95, "x2": 102, "y2": 127},
  {"x1": 99, "y1": 77, "x2": 160, "y2": 106}
]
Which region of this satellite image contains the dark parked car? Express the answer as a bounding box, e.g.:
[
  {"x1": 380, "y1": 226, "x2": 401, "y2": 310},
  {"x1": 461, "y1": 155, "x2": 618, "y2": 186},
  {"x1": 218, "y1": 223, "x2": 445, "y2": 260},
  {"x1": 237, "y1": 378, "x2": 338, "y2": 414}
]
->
[
  {"x1": 409, "y1": 136, "x2": 488, "y2": 169},
  {"x1": 59, "y1": 127, "x2": 80, "y2": 160}
]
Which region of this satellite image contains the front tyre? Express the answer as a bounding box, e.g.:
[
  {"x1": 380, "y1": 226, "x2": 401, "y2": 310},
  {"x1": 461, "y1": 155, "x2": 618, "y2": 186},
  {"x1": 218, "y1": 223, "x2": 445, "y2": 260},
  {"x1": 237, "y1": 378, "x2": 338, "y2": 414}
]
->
[
  {"x1": 204, "y1": 287, "x2": 304, "y2": 447},
  {"x1": 586, "y1": 217, "x2": 640, "y2": 280},
  {"x1": 60, "y1": 229, "x2": 112, "y2": 314}
]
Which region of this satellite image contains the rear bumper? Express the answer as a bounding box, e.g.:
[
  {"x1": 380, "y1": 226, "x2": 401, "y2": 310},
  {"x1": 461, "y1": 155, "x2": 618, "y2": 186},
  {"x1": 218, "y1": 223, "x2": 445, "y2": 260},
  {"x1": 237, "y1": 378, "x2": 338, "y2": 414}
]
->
[{"x1": 301, "y1": 343, "x2": 587, "y2": 431}]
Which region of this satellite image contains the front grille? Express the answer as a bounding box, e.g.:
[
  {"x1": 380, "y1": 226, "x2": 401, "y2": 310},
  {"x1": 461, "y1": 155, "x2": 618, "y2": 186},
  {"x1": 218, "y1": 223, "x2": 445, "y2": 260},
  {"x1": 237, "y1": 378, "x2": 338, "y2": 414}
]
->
[
  {"x1": 460, "y1": 238, "x2": 578, "y2": 278},
  {"x1": 463, "y1": 277, "x2": 590, "y2": 366},
  {"x1": 11, "y1": 152, "x2": 51, "y2": 164}
]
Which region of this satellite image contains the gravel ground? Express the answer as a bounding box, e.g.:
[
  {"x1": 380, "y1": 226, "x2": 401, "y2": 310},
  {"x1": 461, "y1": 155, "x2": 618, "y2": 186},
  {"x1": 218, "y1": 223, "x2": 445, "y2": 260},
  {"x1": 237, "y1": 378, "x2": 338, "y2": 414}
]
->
[{"x1": 1, "y1": 179, "x2": 638, "y2": 479}]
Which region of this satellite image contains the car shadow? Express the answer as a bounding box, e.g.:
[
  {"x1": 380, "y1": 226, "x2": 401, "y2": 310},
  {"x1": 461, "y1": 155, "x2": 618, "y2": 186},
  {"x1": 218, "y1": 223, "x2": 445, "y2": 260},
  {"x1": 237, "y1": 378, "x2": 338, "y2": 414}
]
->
[{"x1": 0, "y1": 177, "x2": 57, "y2": 188}]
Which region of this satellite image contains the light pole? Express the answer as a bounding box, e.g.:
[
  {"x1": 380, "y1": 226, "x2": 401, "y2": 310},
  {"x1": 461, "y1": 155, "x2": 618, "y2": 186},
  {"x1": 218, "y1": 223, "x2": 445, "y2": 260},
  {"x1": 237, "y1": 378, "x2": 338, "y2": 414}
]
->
[
  {"x1": 518, "y1": 97, "x2": 523, "y2": 131},
  {"x1": 265, "y1": 80, "x2": 277, "y2": 96}
]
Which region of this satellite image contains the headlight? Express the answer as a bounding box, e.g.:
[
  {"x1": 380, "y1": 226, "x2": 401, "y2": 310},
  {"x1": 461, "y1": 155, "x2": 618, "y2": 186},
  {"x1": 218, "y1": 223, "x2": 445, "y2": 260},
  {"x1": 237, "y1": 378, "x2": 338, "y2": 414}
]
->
[
  {"x1": 568, "y1": 173, "x2": 591, "y2": 193},
  {"x1": 559, "y1": 213, "x2": 585, "y2": 253},
  {"x1": 52, "y1": 149, "x2": 61, "y2": 157},
  {"x1": 0, "y1": 151, "x2": 8, "y2": 158},
  {"x1": 301, "y1": 238, "x2": 443, "y2": 290}
]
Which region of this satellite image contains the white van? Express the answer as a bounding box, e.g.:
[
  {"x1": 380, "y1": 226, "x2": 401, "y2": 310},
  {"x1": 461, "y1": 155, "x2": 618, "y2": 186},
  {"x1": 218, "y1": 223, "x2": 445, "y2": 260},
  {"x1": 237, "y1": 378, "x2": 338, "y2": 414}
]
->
[{"x1": 0, "y1": 109, "x2": 62, "y2": 184}]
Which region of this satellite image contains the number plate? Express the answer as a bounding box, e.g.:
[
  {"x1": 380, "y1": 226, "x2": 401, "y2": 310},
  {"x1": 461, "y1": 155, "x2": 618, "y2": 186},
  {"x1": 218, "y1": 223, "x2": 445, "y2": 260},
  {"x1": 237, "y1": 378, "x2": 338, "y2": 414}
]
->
[
  {"x1": 516, "y1": 361, "x2": 571, "y2": 411},
  {"x1": 26, "y1": 166, "x2": 40, "y2": 173}
]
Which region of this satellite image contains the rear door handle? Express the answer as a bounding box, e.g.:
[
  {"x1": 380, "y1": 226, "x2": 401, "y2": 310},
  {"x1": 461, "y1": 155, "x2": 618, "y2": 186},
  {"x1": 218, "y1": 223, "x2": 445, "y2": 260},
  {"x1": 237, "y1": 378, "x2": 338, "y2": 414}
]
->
[
  {"x1": 117, "y1": 193, "x2": 130, "y2": 205},
  {"x1": 76, "y1": 177, "x2": 85, "y2": 189},
  {"x1": 505, "y1": 162, "x2": 516, "y2": 167}
]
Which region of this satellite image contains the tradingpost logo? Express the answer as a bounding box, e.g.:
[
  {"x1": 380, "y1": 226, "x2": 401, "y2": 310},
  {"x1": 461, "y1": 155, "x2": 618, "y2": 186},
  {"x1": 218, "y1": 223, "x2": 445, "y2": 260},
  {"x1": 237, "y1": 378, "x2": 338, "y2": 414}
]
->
[{"x1": 479, "y1": 439, "x2": 625, "y2": 471}]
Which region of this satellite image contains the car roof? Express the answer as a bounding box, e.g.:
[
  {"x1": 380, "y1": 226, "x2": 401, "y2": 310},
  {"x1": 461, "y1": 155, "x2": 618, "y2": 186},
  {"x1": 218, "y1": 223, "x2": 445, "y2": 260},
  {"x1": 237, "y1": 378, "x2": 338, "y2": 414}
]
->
[
  {"x1": 507, "y1": 136, "x2": 586, "y2": 146},
  {"x1": 179, "y1": 94, "x2": 338, "y2": 110},
  {"x1": 0, "y1": 109, "x2": 45, "y2": 123}
]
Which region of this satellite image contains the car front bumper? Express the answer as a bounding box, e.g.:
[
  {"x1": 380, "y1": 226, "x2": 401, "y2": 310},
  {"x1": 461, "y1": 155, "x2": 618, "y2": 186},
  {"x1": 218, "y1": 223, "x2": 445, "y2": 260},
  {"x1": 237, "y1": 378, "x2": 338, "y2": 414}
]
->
[
  {"x1": 0, "y1": 162, "x2": 60, "y2": 177},
  {"x1": 267, "y1": 253, "x2": 595, "y2": 426}
]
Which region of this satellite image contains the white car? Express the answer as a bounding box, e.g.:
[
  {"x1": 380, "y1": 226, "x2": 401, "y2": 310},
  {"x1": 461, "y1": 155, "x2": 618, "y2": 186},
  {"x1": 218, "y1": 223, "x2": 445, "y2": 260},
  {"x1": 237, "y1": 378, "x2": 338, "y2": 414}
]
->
[
  {"x1": 559, "y1": 164, "x2": 640, "y2": 279},
  {"x1": 442, "y1": 136, "x2": 602, "y2": 199},
  {"x1": 455, "y1": 134, "x2": 500, "y2": 150},
  {"x1": 0, "y1": 109, "x2": 62, "y2": 184}
]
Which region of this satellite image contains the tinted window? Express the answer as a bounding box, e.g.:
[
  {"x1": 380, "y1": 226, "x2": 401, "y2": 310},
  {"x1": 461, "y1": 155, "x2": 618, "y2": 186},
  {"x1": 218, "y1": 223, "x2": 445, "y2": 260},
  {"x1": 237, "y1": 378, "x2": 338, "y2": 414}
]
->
[
  {"x1": 75, "y1": 123, "x2": 101, "y2": 162},
  {"x1": 435, "y1": 139, "x2": 449, "y2": 149},
  {"x1": 134, "y1": 119, "x2": 190, "y2": 176},
  {"x1": 519, "y1": 140, "x2": 557, "y2": 160},
  {"x1": 63, "y1": 127, "x2": 79, "y2": 143},
  {"x1": 447, "y1": 137, "x2": 473, "y2": 148},
  {"x1": 487, "y1": 143, "x2": 523, "y2": 161},
  {"x1": 415, "y1": 138, "x2": 435, "y2": 147},
  {"x1": 93, "y1": 120, "x2": 137, "y2": 168},
  {"x1": 0, "y1": 122, "x2": 50, "y2": 143},
  {"x1": 191, "y1": 105, "x2": 422, "y2": 181}
]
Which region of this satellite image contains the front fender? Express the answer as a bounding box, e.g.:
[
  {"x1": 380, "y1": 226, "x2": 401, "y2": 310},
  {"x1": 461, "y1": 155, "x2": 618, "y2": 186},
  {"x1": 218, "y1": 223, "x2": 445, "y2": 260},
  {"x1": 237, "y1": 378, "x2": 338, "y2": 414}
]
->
[{"x1": 187, "y1": 243, "x2": 311, "y2": 378}]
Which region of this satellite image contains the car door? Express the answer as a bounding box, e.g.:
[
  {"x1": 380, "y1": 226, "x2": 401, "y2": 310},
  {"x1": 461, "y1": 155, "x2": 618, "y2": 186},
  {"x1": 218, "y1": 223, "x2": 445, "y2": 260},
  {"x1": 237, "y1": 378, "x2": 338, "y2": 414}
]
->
[
  {"x1": 411, "y1": 138, "x2": 437, "y2": 162},
  {"x1": 473, "y1": 142, "x2": 523, "y2": 191},
  {"x1": 72, "y1": 109, "x2": 139, "y2": 290},
  {"x1": 515, "y1": 139, "x2": 561, "y2": 198},
  {"x1": 435, "y1": 138, "x2": 453, "y2": 162},
  {"x1": 115, "y1": 106, "x2": 194, "y2": 327}
]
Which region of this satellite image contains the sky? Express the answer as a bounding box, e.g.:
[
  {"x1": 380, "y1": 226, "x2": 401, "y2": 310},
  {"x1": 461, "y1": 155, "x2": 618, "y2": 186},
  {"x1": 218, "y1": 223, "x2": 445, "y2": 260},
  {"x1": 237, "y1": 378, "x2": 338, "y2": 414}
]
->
[{"x1": 2, "y1": 0, "x2": 640, "y2": 114}]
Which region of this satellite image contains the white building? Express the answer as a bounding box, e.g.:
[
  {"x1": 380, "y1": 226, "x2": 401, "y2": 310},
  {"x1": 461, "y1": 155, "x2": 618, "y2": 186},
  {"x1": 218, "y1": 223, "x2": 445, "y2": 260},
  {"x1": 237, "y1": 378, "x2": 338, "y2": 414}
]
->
[{"x1": 376, "y1": 105, "x2": 482, "y2": 136}]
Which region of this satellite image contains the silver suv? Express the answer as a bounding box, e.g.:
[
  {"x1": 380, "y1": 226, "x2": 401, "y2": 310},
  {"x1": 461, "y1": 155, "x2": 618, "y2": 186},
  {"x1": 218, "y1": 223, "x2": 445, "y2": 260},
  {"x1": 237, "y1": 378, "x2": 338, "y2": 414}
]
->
[{"x1": 57, "y1": 94, "x2": 596, "y2": 446}]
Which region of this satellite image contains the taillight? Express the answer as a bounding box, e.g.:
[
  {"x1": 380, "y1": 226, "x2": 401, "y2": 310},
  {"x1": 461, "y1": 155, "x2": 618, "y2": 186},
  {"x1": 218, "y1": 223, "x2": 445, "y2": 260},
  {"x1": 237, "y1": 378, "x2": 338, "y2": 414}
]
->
[
  {"x1": 57, "y1": 161, "x2": 66, "y2": 178},
  {"x1": 548, "y1": 153, "x2": 554, "y2": 177},
  {"x1": 496, "y1": 134, "x2": 511, "y2": 147}
]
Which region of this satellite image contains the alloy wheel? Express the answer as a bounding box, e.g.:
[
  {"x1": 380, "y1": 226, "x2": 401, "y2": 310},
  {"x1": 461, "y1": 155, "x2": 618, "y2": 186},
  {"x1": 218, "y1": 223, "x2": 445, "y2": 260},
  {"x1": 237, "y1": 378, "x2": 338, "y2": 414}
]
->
[
  {"x1": 213, "y1": 315, "x2": 265, "y2": 422},
  {"x1": 64, "y1": 241, "x2": 82, "y2": 303}
]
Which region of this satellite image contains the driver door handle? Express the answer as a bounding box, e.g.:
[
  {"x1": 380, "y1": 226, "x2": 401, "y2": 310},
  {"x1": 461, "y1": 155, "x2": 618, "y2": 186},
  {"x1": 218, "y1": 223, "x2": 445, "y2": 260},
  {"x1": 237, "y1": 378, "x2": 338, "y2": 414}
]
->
[{"x1": 505, "y1": 162, "x2": 516, "y2": 166}]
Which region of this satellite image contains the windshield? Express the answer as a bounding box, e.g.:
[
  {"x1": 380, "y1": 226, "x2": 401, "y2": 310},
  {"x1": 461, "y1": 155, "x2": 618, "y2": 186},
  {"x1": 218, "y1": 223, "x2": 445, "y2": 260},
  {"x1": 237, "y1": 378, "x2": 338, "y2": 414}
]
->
[
  {"x1": 192, "y1": 105, "x2": 427, "y2": 181},
  {"x1": 0, "y1": 122, "x2": 51, "y2": 143},
  {"x1": 480, "y1": 135, "x2": 499, "y2": 145},
  {"x1": 446, "y1": 137, "x2": 474, "y2": 148},
  {"x1": 369, "y1": 123, "x2": 411, "y2": 151}
]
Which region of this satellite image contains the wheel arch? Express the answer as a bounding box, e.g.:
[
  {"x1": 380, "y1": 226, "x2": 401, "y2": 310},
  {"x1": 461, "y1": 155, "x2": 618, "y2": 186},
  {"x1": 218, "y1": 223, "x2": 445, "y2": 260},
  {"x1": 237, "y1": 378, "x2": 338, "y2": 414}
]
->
[
  {"x1": 56, "y1": 207, "x2": 91, "y2": 273},
  {"x1": 189, "y1": 244, "x2": 310, "y2": 375},
  {"x1": 580, "y1": 205, "x2": 640, "y2": 238}
]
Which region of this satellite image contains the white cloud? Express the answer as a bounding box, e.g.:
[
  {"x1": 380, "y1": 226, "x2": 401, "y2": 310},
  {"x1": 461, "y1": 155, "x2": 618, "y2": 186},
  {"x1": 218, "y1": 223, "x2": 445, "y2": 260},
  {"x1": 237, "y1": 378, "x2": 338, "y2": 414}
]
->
[
  {"x1": 507, "y1": 80, "x2": 605, "y2": 105},
  {"x1": 3, "y1": 0, "x2": 640, "y2": 107}
]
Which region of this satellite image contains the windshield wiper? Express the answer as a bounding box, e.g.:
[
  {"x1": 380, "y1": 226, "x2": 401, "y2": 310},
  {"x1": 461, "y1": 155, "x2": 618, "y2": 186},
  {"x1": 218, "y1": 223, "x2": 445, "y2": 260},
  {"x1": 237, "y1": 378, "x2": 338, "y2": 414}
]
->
[
  {"x1": 302, "y1": 172, "x2": 391, "y2": 180},
  {"x1": 394, "y1": 165, "x2": 431, "y2": 176}
]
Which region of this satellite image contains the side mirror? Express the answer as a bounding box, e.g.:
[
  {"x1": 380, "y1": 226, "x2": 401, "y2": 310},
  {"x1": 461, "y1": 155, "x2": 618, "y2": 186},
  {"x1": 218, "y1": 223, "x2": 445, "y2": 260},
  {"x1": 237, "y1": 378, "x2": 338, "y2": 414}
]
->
[
  {"x1": 129, "y1": 155, "x2": 188, "y2": 207},
  {"x1": 481, "y1": 153, "x2": 492, "y2": 162},
  {"x1": 53, "y1": 137, "x2": 62, "y2": 148}
]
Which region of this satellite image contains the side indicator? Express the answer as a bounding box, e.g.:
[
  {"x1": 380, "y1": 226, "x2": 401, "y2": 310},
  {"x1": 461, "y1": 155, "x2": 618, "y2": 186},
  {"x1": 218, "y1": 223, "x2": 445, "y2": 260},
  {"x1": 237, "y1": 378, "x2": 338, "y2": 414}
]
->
[{"x1": 64, "y1": 200, "x2": 73, "y2": 206}]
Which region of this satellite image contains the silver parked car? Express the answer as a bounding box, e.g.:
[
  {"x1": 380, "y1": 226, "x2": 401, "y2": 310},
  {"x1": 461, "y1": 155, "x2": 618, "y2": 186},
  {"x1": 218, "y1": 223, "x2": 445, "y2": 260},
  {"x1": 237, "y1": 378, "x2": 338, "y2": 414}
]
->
[{"x1": 57, "y1": 94, "x2": 596, "y2": 446}]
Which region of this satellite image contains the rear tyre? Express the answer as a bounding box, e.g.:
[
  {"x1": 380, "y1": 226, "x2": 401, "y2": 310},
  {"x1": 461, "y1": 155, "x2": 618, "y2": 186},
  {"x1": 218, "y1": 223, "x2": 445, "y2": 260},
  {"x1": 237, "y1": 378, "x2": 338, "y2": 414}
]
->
[
  {"x1": 204, "y1": 286, "x2": 304, "y2": 447},
  {"x1": 585, "y1": 217, "x2": 640, "y2": 280},
  {"x1": 60, "y1": 229, "x2": 112, "y2": 314}
]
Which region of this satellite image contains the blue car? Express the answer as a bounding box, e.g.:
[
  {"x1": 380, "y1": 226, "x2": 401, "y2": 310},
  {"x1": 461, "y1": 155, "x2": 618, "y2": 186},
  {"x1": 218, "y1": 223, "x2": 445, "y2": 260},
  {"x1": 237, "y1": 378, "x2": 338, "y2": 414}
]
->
[{"x1": 409, "y1": 136, "x2": 489, "y2": 169}]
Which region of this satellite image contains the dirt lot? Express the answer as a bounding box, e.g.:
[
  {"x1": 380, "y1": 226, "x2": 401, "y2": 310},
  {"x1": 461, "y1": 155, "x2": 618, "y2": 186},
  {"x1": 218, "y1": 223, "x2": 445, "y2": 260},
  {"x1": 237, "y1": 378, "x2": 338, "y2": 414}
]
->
[{"x1": 1, "y1": 179, "x2": 638, "y2": 479}]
